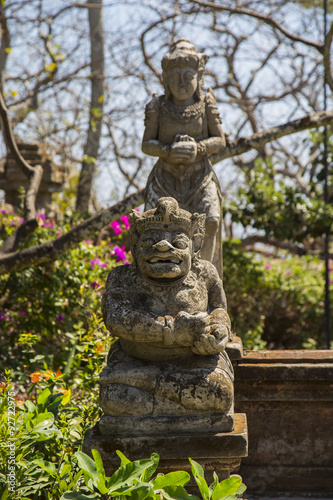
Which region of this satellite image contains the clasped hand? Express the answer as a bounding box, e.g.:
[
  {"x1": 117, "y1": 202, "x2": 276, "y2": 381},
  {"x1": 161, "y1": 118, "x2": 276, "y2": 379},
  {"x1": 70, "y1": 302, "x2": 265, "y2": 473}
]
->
[
  {"x1": 172, "y1": 310, "x2": 228, "y2": 355},
  {"x1": 169, "y1": 134, "x2": 197, "y2": 164}
]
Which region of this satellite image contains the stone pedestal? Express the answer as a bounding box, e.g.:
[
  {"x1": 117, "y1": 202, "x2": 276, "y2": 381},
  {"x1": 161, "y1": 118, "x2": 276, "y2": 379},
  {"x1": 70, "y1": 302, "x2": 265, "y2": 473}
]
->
[{"x1": 83, "y1": 413, "x2": 248, "y2": 483}]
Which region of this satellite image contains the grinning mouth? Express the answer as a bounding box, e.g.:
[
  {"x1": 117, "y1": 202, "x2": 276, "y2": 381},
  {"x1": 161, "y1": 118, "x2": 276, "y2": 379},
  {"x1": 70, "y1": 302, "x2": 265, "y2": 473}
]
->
[{"x1": 148, "y1": 255, "x2": 181, "y2": 264}]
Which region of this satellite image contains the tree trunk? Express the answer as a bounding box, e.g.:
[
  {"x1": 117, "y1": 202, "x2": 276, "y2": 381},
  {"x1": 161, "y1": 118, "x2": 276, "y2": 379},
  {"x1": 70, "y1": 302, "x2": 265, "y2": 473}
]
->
[{"x1": 76, "y1": 0, "x2": 105, "y2": 213}]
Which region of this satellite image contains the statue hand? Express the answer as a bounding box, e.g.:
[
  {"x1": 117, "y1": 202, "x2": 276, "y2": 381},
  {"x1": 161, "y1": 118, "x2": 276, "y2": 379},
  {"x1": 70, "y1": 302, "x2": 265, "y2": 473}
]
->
[
  {"x1": 191, "y1": 332, "x2": 227, "y2": 355},
  {"x1": 170, "y1": 139, "x2": 197, "y2": 164},
  {"x1": 174, "y1": 311, "x2": 210, "y2": 345}
]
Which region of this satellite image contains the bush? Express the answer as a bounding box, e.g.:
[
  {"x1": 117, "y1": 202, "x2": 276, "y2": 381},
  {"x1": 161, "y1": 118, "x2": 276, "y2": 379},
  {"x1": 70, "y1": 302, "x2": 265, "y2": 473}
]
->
[{"x1": 223, "y1": 241, "x2": 327, "y2": 349}]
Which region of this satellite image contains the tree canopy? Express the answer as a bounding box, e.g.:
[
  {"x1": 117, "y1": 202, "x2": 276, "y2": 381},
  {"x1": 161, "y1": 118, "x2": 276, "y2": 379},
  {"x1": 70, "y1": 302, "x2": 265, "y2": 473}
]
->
[{"x1": 0, "y1": 0, "x2": 332, "y2": 272}]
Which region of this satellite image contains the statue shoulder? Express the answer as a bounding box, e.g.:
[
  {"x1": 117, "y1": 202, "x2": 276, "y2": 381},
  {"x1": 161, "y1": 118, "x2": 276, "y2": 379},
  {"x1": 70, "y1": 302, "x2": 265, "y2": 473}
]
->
[
  {"x1": 105, "y1": 263, "x2": 137, "y2": 290},
  {"x1": 199, "y1": 259, "x2": 221, "y2": 283},
  {"x1": 144, "y1": 94, "x2": 164, "y2": 124},
  {"x1": 204, "y1": 88, "x2": 222, "y2": 124}
]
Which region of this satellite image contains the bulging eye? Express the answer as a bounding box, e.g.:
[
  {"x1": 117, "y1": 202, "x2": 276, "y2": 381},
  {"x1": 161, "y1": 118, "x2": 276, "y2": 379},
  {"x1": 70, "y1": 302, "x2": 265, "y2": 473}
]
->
[
  {"x1": 172, "y1": 238, "x2": 188, "y2": 249},
  {"x1": 142, "y1": 238, "x2": 154, "y2": 247}
]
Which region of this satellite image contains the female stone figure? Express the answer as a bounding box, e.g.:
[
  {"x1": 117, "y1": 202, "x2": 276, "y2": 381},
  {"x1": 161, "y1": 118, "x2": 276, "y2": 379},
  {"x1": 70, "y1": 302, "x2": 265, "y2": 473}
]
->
[{"x1": 142, "y1": 39, "x2": 226, "y2": 276}]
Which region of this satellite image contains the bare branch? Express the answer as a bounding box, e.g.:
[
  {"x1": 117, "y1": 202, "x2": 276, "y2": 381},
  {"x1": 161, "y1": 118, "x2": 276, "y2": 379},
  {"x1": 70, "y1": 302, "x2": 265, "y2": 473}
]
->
[
  {"x1": 0, "y1": 4, "x2": 10, "y2": 92},
  {"x1": 0, "y1": 189, "x2": 144, "y2": 275},
  {"x1": 106, "y1": 123, "x2": 141, "y2": 190},
  {"x1": 211, "y1": 110, "x2": 333, "y2": 164},
  {"x1": 190, "y1": 0, "x2": 324, "y2": 53},
  {"x1": 140, "y1": 14, "x2": 178, "y2": 84},
  {"x1": 324, "y1": 22, "x2": 333, "y2": 93},
  {"x1": 240, "y1": 234, "x2": 308, "y2": 256}
]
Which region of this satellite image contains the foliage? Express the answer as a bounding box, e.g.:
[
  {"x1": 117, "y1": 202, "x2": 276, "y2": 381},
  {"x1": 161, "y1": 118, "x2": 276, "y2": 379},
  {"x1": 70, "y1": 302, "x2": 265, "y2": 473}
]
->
[
  {"x1": 226, "y1": 161, "x2": 333, "y2": 246},
  {"x1": 0, "y1": 376, "x2": 246, "y2": 500},
  {"x1": 0, "y1": 209, "x2": 131, "y2": 378},
  {"x1": 223, "y1": 241, "x2": 327, "y2": 349}
]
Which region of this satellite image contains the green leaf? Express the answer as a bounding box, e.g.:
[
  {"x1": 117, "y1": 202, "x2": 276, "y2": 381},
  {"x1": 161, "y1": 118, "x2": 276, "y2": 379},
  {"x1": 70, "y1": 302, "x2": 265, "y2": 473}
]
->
[
  {"x1": 189, "y1": 459, "x2": 204, "y2": 479},
  {"x1": 189, "y1": 459, "x2": 209, "y2": 500},
  {"x1": 33, "y1": 459, "x2": 57, "y2": 476},
  {"x1": 24, "y1": 400, "x2": 36, "y2": 412},
  {"x1": 116, "y1": 450, "x2": 131, "y2": 466},
  {"x1": 91, "y1": 449, "x2": 108, "y2": 494},
  {"x1": 161, "y1": 485, "x2": 200, "y2": 500},
  {"x1": 153, "y1": 471, "x2": 190, "y2": 489},
  {"x1": 211, "y1": 476, "x2": 242, "y2": 500},
  {"x1": 61, "y1": 493, "x2": 100, "y2": 500},
  {"x1": 236, "y1": 482, "x2": 247, "y2": 495},
  {"x1": 112, "y1": 481, "x2": 154, "y2": 500},
  {"x1": 142, "y1": 452, "x2": 159, "y2": 482},
  {"x1": 37, "y1": 388, "x2": 51, "y2": 405},
  {"x1": 106, "y1": 458, "x2": 156, "y2": 492},
  {"x1": 75, "y1": 451, "x2": 98, "y2": 484},
  {"x1": 209, "y1": 472, "x2": 219, "y2": 495},
  {"x1": 91, "y1": 449, "x2": 105, "y2": 477}
]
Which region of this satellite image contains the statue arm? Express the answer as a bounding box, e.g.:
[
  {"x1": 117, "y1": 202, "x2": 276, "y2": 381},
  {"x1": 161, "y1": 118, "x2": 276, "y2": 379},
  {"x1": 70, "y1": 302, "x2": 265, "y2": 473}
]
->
[
  {"x1": 192, "y1": 264, "x2": 232, "y2": 355},
  {"x1": 102, "y1": 289, "x2": 168, "y2": 343},
  {"x1": 141, "y1": 97, "x2": 170, "y2": 159},
  {"x1": 197, "y1": 89, "x2": 226, "y2": 158}
]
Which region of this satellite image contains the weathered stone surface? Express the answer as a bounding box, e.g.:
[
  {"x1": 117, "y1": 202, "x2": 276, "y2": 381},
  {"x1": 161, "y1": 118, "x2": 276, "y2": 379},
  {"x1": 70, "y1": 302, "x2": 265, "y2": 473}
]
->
[
  {"x1": 99, "y1": 412, "x2": 234, "y2": 436},
  {"x1": 142, "y1": 39, "x2": 226, "y2": 276},
  {"x1": 83, "y1": 413, "x2": 248, "y2": 481},
  {"x1": 0, "y1": 142, "x2": 67, "y2": 213},
  {"x1": 225, "y1": 335, "x2": 243, "y2": 361},
  {"x1": 101, "y1": 198, "x2": 234, "y2": 423},
  {"x1": 234, "y1": 350, "x2": 333, "y2": 497}
]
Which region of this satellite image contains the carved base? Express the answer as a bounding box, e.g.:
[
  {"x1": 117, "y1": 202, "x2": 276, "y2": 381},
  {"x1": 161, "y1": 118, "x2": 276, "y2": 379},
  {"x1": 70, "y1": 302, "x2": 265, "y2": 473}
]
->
[
  {"x1": 83, "y1": 413, "x2": 248, "y2": 483},
  {"x1": 99, "y1": 410, "x2": 234, "y2": 436}
]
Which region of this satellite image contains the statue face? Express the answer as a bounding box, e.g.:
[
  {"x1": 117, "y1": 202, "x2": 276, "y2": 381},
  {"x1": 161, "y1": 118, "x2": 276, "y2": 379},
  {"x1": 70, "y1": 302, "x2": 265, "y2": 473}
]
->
[
  {"x1": 137, "y1": 229, "x2": 192, "y2": 281},
  {"x1": 167, "y1": 66, "x2": 198, "y2": 104}
]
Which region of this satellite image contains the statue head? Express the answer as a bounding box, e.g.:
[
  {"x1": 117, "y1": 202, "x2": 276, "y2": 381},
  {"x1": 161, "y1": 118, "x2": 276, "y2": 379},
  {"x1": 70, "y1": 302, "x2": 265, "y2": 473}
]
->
[
  {"x1": 161, "y1": 39, "x2": 208, "y2": 102},
  {"x1": 129, "y1": 197, "x2": 205, "y2": 282}
]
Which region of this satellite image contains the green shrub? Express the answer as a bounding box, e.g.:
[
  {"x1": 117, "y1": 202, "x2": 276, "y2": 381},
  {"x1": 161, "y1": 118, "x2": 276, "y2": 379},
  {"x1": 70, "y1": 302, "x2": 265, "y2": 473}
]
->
[{"x1": 223, "y1": 241, "x2": 327, "y2": 349}]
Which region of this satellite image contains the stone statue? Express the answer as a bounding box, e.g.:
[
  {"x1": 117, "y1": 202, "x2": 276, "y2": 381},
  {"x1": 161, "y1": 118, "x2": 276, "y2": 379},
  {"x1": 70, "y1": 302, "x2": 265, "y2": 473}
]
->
[
  {"x1": 142, "y1": 39, "x2": 226, "y2": 277},
  {"x1": 100, "y1": 197, "x2": 234, "y2": 434}
]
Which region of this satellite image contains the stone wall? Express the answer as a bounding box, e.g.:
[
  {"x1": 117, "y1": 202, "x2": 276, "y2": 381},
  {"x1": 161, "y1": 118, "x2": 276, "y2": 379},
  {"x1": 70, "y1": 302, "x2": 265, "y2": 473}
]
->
[{"x1": 234, "y1": 350, "x2": 333, "y2": 497}]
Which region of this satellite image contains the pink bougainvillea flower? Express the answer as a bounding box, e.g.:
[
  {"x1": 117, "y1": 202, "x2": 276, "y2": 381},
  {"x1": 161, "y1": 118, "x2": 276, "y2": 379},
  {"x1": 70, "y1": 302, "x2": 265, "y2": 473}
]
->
[
  {"x1": 286, "y1": 269, "x2": 291, "y2": 275},
  {"x1": 57, "y1": 314, "x2": 65, "y2": 322},
  {"x1": 124, "y1": 261, "x2": 130, "y2": 265},
  {"x1": 90, "y1": 282, "x2": 100, "y2": 289},
  {"x1": 18, "y1": 311, "x2": 26, "y2": 316},
  {"x1": 90, "y1": 258, "x2": 106, "y2": 269},
  {"x1": 113, "y1": 245, "x2": 127, "y2": 262},
  {"x1": 265, "y1": 262, "x2": 271, "y2": 269},
  {"x1": 120, "y1": 215, "x2": 130, "y2": 230},
  {"x1": 110, "y1": 220, "x2": 122, "y2": 235}
]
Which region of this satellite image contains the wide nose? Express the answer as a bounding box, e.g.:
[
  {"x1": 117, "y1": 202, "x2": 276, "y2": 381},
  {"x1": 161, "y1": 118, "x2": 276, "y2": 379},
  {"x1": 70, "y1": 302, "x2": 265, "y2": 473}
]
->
[
  {"x1": 179, "y1": 72, "x2": 186, "y2": 85},
  {"x1": 153, "y1": 239, "x2": 172, "y2": 252}
]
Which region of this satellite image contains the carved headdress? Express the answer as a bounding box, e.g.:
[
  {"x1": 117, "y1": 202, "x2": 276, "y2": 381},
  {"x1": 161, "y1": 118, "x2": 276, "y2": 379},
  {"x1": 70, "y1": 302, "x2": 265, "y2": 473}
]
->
[
  {"x1": 129, "y1": 197, "x2": 205, "y2": 259},
  {"x1": 161, "y1": 39, "x2": 208, "y2": 100}
]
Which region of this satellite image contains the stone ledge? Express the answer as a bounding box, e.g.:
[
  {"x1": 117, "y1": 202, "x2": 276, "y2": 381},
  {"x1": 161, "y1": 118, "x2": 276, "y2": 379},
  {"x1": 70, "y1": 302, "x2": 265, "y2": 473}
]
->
[
  {"x1": 99, "y1": 411, "x2": 234, "y2": 436},
  {"x1": 83, "y1": 413, "x2": 248, "y2": 478}
]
